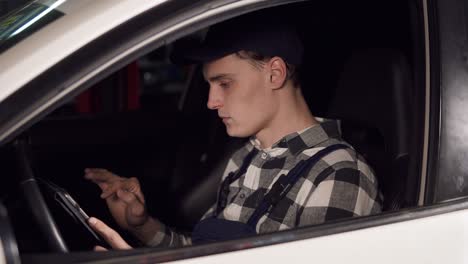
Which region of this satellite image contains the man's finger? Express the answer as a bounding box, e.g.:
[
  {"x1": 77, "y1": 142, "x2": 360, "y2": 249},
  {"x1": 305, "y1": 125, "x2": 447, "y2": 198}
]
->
[
  {"x1": 101, "y1": 180, "x2": 136, "y2": 199},
  {"x1": 94, "y1": 245, "x2": 108, "y2": 251},
  {"x1": 85, "y1": 168, "x2": 110, "y2": 176},
  {"x1": 85, "y1": 171, "x2": 113, "y2": 182},
  {"x1": 112, "y1": 178, "x2": 145, "y2": 203},
  {"x1": 88, "y1": 217, "x2": 132, "y2": 250},
  {"x1": 101, "y1": 179, "x2": 144, "y2": 202},
  {"x1": 84, "y1": 169, "x2": 120, "y2": 182},
  {"x1": 116, "y1": 189, "x2": 138, "y2": 204},
  {"x1": 117, "y1": 190, "x2": 145, "y2": 214},
  {"x1": 127, "y1": 178, "x2": 145, "y2": 203},
  {"x1": 101, "y1": 181, "x2": 123, "y2": 199},
  {"x1": 97, "y1": 182, "x2": 109, "y2": 192},
  {"x1": 86, "y1": 171, "x2": 116, "y2": 192}
]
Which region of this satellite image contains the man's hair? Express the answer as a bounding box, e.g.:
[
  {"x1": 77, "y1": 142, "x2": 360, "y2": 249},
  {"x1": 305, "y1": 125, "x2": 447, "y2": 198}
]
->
[{"x1": 235, "y1": 51, "x2": 301, "y2": 88}]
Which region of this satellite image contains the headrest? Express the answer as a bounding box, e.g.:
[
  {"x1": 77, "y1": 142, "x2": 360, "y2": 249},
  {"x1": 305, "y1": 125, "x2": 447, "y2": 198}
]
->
[{"x1": 326, "y1": 48, "x2": 411, "y2": 157}]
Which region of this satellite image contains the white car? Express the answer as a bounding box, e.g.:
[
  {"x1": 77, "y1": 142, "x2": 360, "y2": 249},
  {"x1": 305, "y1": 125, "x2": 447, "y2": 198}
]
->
[{"x1": 0, "y1": 0, "x2": 467, "y2": 263}]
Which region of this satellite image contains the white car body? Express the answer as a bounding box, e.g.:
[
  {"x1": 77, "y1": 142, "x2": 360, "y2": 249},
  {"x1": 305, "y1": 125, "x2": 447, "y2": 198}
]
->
[
  {"x1": 174, "y1": 209, "x2": 468, "y2": 264},
  {"x1": 0, "y1": 0, "x2": 165, "y2": 102}
]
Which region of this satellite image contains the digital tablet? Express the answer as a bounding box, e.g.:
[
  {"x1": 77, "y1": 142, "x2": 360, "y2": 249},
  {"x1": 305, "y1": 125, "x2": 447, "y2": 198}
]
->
[{"x1": 39, "y1": 178, "x2": 109, "y2": 247}]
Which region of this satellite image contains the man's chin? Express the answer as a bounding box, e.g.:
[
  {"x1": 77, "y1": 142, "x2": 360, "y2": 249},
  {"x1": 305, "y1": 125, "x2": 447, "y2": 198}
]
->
[
  {"x1": 225, "y1": 128, "x2": 236, "y2": 137},
  {"x1": 225, "y1": 126, "x2": 252, "y2": 138}
]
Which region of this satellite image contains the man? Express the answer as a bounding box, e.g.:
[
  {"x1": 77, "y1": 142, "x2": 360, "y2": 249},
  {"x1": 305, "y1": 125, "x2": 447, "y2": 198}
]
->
[{"x1": 85, "y1": 15, "x2": 381, "y2": 250}]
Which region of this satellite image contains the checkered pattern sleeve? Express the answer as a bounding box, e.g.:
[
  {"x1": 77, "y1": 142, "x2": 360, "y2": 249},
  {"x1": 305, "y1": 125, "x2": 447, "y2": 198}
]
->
[
  {"x1": 297, "y1": 161, "x2": 381, "y2": 226},
  {"x1": 145, "y1": 222, "x2": 193, "y2": 247},
  {"x1": 145, "y1": 202, "x2": 221, "y2": 248}
]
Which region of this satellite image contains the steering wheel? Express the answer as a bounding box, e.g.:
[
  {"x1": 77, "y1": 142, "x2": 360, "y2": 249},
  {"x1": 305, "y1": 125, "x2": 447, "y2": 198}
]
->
[{"x1": 14, "y1": 139, "x2": 68, "y2": 253}]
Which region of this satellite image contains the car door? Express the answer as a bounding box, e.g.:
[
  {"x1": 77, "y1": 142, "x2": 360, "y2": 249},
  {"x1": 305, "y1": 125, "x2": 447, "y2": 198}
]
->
[{"x1": 1, "y1": 0, "x2": 468, "y2": 263}]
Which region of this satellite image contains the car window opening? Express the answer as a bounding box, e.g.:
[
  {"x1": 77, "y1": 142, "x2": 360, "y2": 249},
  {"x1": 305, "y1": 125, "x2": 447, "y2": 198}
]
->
[{"x1": 0, "y1": 0, "x2": 425, "y2": 257}]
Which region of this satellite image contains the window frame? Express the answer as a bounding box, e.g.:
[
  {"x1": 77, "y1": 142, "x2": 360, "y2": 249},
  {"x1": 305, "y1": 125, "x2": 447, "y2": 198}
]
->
[{"x1": 425, "y1": 0, "x2": 468, "y2": 204}]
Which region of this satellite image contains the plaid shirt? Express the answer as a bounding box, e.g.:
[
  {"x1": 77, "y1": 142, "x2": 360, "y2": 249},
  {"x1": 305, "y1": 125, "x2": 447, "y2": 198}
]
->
[{"x1": 147, "y1": 120, "x2": 382, "y2": 247}]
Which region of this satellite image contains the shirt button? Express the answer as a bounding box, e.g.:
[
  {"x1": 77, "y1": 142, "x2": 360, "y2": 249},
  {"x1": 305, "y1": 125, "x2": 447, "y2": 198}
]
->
[
  {"x1": 261, "y1": 152, "x2": 268, "y2": 159},
  {"x1": 239, "y1": 193, "x2": 246, "y2": 199}
]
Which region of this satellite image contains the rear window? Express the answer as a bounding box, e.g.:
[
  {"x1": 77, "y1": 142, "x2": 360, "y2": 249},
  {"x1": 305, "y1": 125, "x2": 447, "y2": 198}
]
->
[{"x1": 0, "y1": 0, "x2": 64, "y2": 54}]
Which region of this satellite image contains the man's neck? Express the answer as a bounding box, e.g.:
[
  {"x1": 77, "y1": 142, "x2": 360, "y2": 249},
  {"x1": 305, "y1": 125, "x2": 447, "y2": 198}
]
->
[{"x1": 255, "y1": 87, "x2": 318, "y2": 149}]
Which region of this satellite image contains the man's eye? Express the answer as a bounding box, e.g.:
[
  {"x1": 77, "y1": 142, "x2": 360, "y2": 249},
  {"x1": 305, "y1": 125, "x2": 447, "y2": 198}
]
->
[{"x1": 220, "y1": 82, "x2": 230, "y2": 89}]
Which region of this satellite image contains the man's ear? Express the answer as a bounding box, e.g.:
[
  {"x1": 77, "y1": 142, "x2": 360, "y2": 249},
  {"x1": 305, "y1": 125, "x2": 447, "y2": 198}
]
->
[{"x1": 268, "y1": 57, "x2": 288, "y2": 90}]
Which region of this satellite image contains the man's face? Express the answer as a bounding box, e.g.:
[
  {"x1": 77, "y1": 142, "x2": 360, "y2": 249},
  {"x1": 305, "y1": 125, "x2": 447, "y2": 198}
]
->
[{"x1": 203, "y1": 54, "x2": 278, "y2": 138}]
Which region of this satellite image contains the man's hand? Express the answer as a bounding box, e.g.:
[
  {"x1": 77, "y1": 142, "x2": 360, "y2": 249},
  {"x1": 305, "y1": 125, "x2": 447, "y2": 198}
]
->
[
  {"x1": 88, "y1": 217, "x2": 132, "y2": 250},
  {"x1": 84, "y1": 168, "x2": 148, "y2": 231}
]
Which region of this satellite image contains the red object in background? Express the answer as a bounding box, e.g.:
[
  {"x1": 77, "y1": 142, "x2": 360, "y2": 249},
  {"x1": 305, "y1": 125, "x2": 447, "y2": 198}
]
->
[
  {"x1": 75, "y1": 86, "x2": 101, "y2": 113},
  {"x1": 126, "y1": 61, "x2": 140, "y2": 110},
  {"x1": 75, "y1": 89, "x2": 92, "y2": 113},
  {"x1": 74, "y1": 61, "x2": 141, "y2": 113}
]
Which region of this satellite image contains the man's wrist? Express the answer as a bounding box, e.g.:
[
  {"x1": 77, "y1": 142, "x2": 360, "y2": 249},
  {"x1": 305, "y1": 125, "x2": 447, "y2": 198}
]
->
[{"x1": 131, "y1": 217, "x2": 161, "y2": 245}]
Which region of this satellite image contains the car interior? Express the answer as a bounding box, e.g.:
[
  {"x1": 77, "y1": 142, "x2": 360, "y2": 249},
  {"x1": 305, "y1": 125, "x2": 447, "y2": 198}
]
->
[{"x1": 0, "y1": 0, "x2": 426, "y2": 254}]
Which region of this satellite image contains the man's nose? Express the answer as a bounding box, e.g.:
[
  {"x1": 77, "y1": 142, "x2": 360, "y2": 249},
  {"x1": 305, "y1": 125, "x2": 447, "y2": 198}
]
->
[{"x1": 207, "y1": 87, "x2": 223, "y2": 110}]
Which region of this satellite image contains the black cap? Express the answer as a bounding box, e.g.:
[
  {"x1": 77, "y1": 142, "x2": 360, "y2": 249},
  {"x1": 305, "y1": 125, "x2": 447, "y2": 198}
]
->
[{"x1": 174, "y1": 15, "x2": 303, "y2": 66}]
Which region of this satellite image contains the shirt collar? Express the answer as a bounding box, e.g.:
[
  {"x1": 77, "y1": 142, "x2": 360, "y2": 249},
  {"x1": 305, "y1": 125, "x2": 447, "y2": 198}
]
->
[{"x1": 250, "y1": 119, "x2": 342, "y2": 156}]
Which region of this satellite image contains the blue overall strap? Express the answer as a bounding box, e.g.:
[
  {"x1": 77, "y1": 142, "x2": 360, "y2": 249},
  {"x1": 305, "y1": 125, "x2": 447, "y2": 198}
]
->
[
  {"x1": 215, "y1": 147, "x2": 259, "y2": 216},
  {"x1": 246, "y1": 144, "x2": 350, "y2": 228}
]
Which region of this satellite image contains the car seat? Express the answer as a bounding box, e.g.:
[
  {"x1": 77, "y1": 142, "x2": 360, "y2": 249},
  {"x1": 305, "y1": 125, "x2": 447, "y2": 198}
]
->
[{"x1": 324, "y1": 48, "x2": 416, "y2": 211}]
